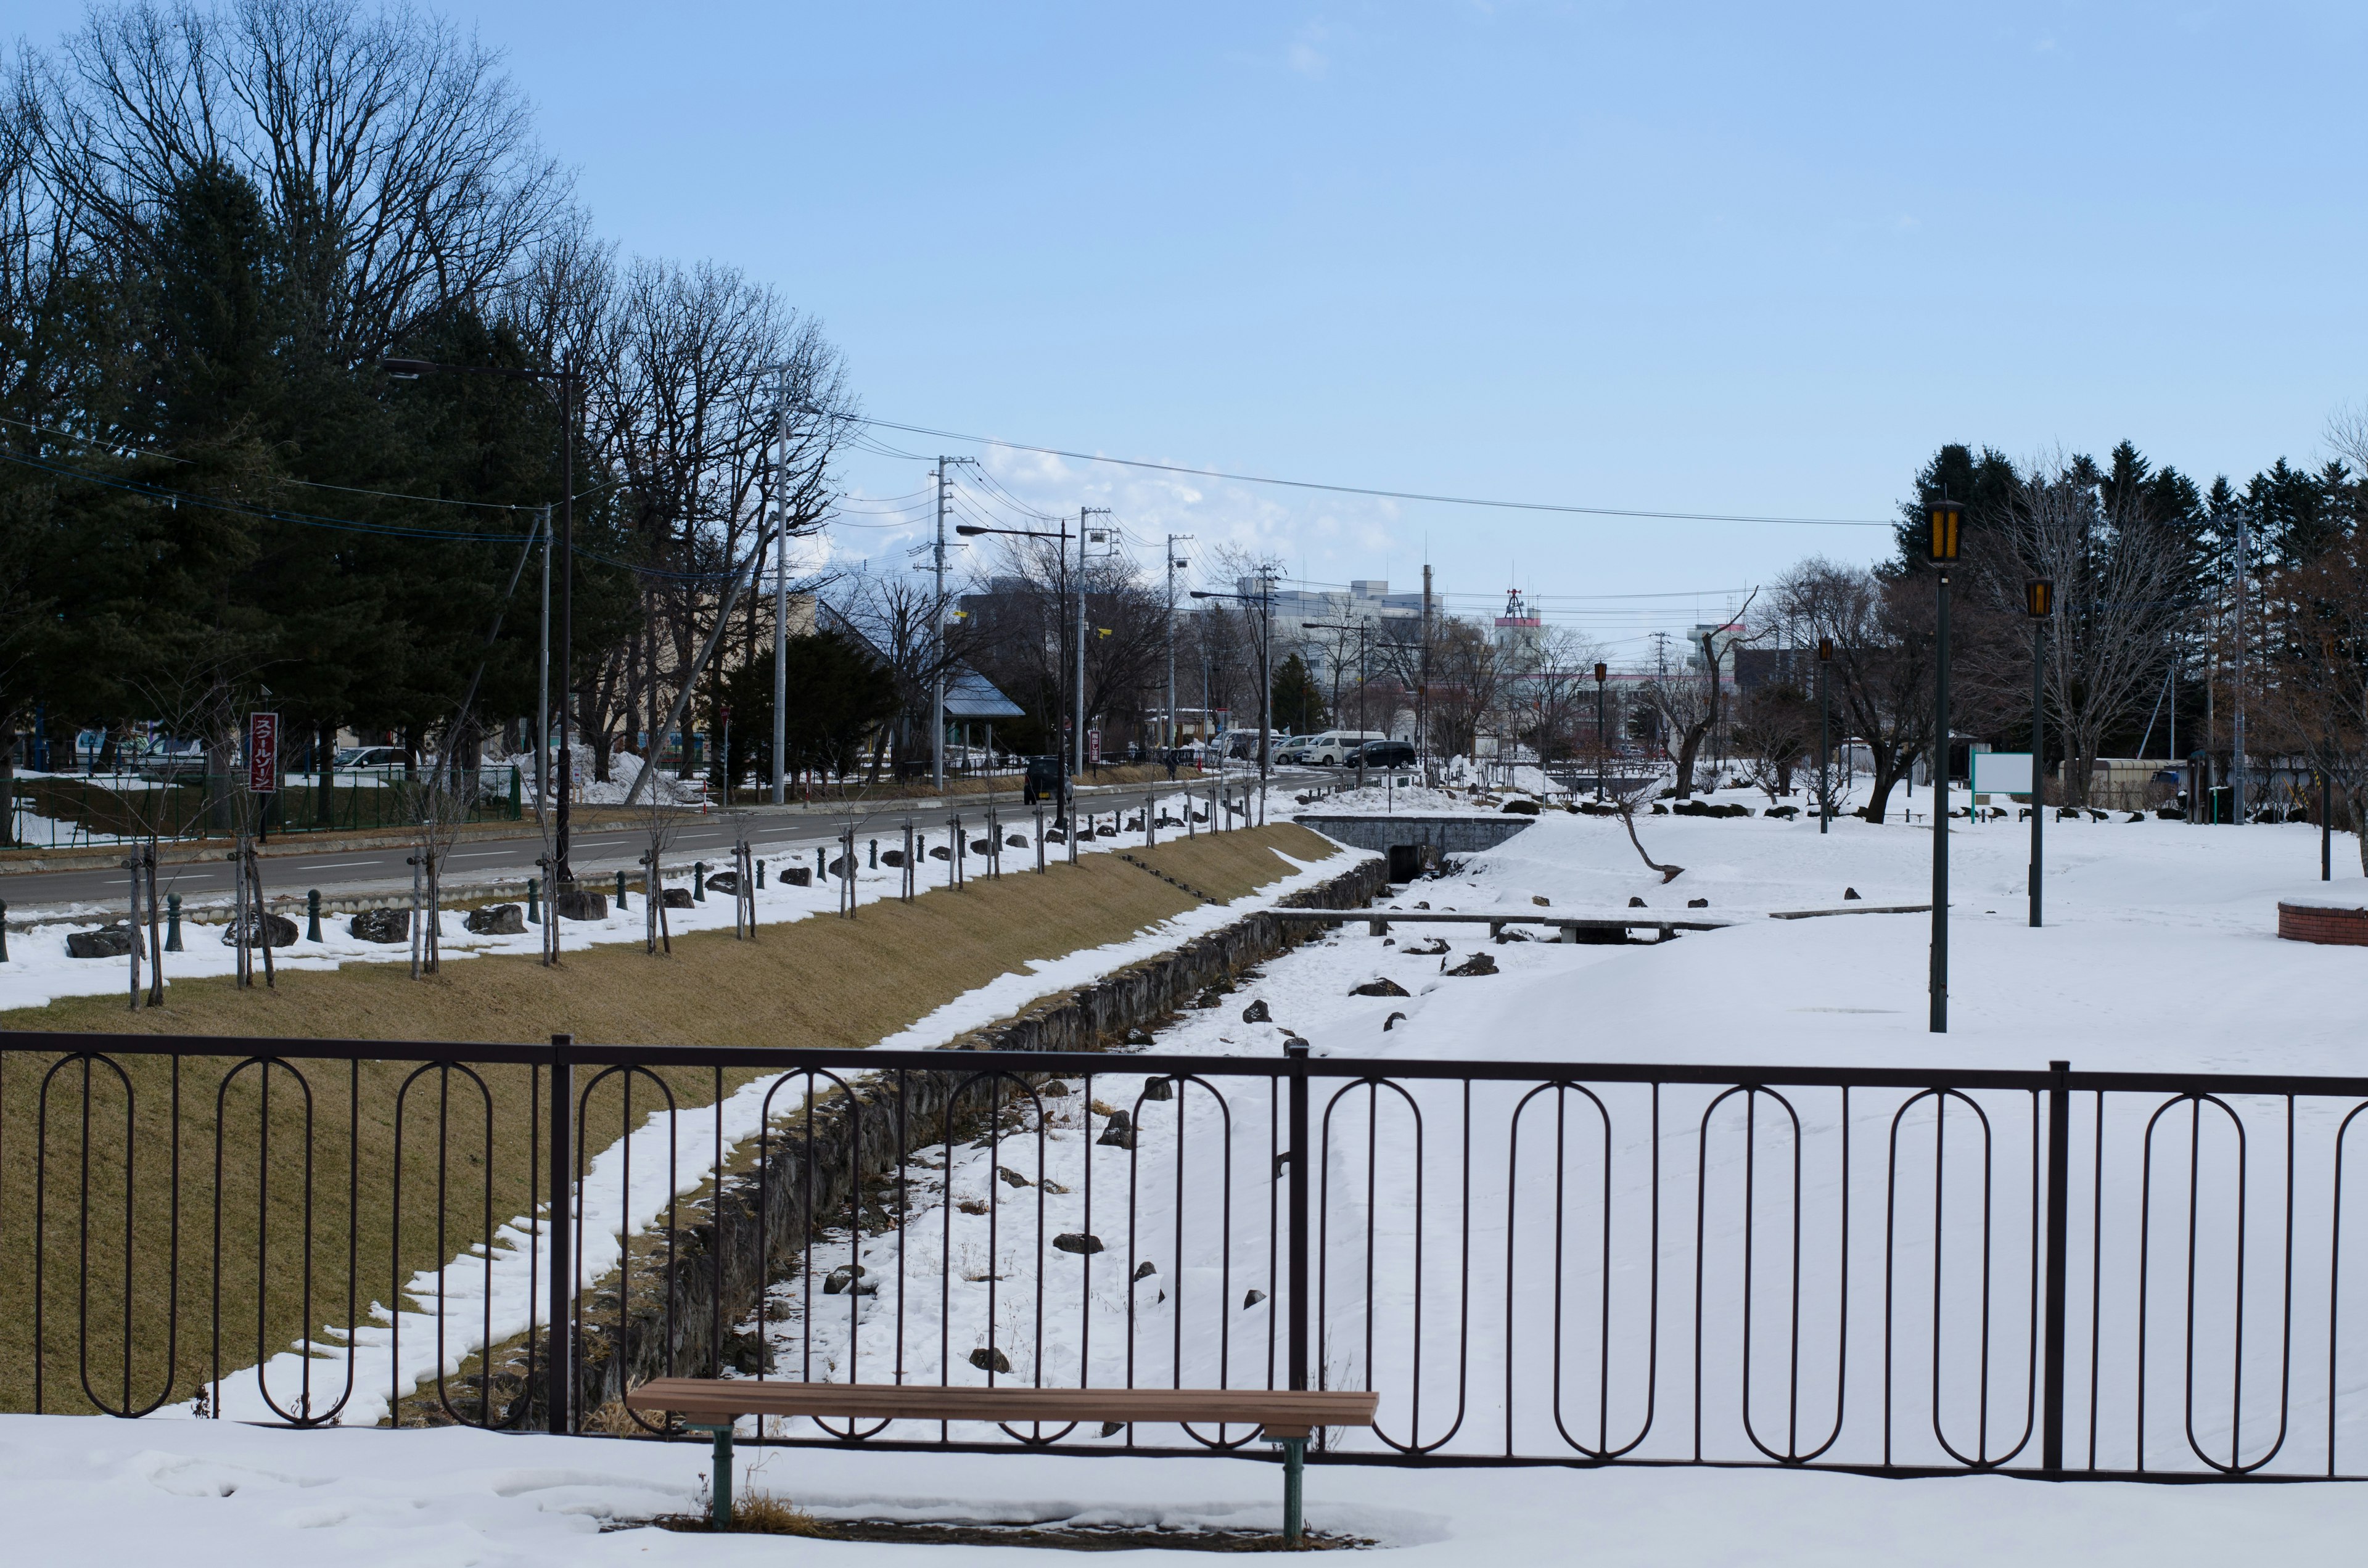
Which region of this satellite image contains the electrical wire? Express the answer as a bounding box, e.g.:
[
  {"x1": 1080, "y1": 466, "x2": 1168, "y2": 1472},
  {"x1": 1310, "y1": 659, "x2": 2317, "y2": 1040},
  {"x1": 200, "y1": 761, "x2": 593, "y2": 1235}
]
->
[{"x1": 819, "y1": 409, "x2": 1894, "y2": 528}]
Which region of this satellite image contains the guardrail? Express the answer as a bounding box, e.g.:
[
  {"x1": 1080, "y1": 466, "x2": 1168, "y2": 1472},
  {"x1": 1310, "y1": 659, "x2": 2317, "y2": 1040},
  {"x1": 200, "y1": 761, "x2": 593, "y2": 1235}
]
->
[{"x1": 2, "y1": 1034, "x2": 2362, "y2": 1481}]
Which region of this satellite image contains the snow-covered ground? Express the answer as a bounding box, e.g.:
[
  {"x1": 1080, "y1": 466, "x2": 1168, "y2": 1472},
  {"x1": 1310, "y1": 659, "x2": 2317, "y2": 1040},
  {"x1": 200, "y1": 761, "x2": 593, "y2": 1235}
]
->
[
  {"x1": 7, "y1": 1411, "x2": 2364, "y2": 1564},
  {"x1": 14, "y1": 794, "x2": 2368, "y2": 1559}
]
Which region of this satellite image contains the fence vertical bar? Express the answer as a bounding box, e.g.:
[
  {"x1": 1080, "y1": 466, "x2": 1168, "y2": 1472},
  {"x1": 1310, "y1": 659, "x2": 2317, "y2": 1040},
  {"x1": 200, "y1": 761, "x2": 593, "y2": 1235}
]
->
[
  {"x1": 546, "y1": 1032, "x2": 574, "y2": 1434},
  {"x1": 1286, "y1": 1036, "x2": 1310, "y2": 1393},
  {"x1": 2042, "y1": 1057, "x2": 2072, "y2": 1472}
]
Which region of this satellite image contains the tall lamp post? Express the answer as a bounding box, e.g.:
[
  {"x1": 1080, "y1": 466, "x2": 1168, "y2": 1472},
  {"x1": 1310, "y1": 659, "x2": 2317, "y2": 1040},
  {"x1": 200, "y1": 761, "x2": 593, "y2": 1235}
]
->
[
  {"x1": 1929, "y1": 498, "x2": 1962, "y2": 1033},
  {"x1": 383, "y1": 355, "x2": 580, "y2": 882},
  {"x1": 2026, "y1": 580, "x2": 2054, "y2": 927},
  {"x1": 1593, "y1": 662, "x2": 1609, "y2": 800},
  {"x1": 1817, "y1": 638, "x2": 1833, "y2": 834}
]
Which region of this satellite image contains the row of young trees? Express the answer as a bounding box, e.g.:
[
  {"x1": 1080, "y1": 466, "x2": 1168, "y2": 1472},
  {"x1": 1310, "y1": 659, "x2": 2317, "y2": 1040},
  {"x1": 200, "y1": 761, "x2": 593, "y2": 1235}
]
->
[{"x1": 0, "y1": 0, "x2": 849, "y2": 833}]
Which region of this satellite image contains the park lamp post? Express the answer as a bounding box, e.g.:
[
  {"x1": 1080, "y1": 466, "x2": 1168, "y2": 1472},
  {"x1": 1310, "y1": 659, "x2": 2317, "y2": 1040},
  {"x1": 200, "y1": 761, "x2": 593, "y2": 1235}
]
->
[
  {"x1": 1929, "y1": 498, "x2": 1962, "y2": 1033},
  {"x1": 382, "y1": 355, "x2": 582, "y2": 883},
  {"x1": 2026, "y1": 580, "x2": 2054, "y2": 927},
  {"x1": 2323, "y1": 631, "x2": 2339, "y2": 881},
  {"x1": 1594, "y1": 662, "x2": 1609, "y2": 801},
  {"x1": 1191, "y1": 581, "x2": 1276, "y2": 812},
  {"x1": 954, "y1": 522, "x2": 1072, "y2": 808},
  {"x1": 1817, "y1": 638, "x2": 1834, "y2": 834}
]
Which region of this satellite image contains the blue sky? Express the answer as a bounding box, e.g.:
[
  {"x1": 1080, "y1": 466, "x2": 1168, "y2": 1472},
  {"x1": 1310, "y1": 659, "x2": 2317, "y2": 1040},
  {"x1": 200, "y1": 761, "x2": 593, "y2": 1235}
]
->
[{"x1": 22, "y1": 2, "x2": 2366, "y2": 657}]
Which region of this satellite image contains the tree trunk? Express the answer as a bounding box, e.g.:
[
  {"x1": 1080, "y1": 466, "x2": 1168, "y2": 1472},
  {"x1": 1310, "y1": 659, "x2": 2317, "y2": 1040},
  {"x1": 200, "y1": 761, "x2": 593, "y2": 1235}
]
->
[
  {"x1": 1672, "y1": 717, "x2": 1712, "y2": 798},
  {"x1": 2351, "y1": 793, "x2": 2367, "y2": 877},
  {"x1": 1863, "y1": 754, "x2": 1904, "y2": 824}
]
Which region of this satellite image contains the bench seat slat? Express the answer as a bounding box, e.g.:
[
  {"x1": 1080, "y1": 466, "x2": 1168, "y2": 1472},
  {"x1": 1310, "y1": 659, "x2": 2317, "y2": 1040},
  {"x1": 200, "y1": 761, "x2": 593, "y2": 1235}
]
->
[{"x1": 624, "y1": 1377, "x2": 1375, "y2": 1437}]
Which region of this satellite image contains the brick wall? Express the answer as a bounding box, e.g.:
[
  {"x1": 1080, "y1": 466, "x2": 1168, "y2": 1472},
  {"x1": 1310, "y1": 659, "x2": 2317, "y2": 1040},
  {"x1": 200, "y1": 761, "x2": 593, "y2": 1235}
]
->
[{"x1": 2278, "y1": 902, "x2": 2368, "y2": 946}]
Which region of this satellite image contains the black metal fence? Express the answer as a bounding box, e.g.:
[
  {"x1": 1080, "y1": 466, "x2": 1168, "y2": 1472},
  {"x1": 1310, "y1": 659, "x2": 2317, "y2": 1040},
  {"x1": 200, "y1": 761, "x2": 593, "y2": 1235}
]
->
[
  {"x1": 5, "y1": 1031, "x2": 2368, "y2": 1480},
  {"x1": 6, "y1": 766, "x2": 527, "y2": 848}
]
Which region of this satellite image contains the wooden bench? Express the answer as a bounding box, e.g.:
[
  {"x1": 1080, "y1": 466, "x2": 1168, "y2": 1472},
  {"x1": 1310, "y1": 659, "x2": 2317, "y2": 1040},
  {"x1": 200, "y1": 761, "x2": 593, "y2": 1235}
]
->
[{"x1": 625, "y1": 1377, "x2": 1379, "y2": 1543}]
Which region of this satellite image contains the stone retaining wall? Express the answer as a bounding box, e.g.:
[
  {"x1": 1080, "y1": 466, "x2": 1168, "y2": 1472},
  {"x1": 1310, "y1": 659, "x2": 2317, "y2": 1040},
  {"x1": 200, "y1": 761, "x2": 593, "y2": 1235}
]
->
[{"x1": 479, "y1": 850, "x2": 1387, "y2": 1425}]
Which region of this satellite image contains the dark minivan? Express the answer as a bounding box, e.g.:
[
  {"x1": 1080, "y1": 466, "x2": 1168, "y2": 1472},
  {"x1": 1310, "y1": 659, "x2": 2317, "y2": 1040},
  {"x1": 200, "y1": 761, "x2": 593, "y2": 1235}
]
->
[
  {"x1": 1022, "y1": 755, "x2": 1069, "y2": 805},
  {"x1": 1358, "y1": 740, "x2": 1417, "y2": 768}
]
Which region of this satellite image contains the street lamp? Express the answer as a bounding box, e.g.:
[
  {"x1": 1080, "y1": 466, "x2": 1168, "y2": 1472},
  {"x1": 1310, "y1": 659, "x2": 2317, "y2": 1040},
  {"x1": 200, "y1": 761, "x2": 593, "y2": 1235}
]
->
[
  {"x1": 1593, "y1": 662, "x2": 1609, "y2": 801},
  {"x1": 2026, "y1": 580, "x2": 2054, "y2": 926},
  {"x1": 1929, "y1": 497, "x2": 1962, "y2": 1033},
  {"x1": 1192, "y1": 577, "x2": 1277, "y2": 819},
  {"x1": 1817, "y1": 638, "x2": 1834, "y2": 834},
  {"x1": 955, "y1": 522, "x2": 1072, "y2": 808},
  {"x1": 382, "y1": 355, "x2": 582, "y2": 883}
]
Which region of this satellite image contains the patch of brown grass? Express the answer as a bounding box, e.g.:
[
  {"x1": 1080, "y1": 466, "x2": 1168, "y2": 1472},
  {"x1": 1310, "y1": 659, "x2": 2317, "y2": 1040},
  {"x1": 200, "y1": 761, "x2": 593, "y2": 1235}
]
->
[{"x1": 0, "y1": 826, "x2": 1341, "y2": 1418}]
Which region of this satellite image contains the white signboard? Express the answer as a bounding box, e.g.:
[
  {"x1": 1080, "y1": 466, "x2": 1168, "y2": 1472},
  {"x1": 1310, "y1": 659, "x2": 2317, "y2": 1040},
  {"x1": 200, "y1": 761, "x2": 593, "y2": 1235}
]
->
[{"x1": 1971, "y1": 750, "x2": 2033, "y2": 796}]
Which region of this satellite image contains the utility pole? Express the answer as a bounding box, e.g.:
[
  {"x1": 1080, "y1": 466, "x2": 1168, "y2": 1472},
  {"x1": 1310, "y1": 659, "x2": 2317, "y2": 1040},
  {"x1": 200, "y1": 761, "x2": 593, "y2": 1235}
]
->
[
  {"x1": 556, "y1": 362, "x2": 577, "y2": 884},
  {"x1": 1419, "y1": 564, "x2": 1433, "y2": 772},
  {"x1": 771, "y1": 367, "x2": 791, "y2": 805},
  {"x1": 1077, "y1": 507, "x2": 1111, "y2": 779},
  {"x1": 2027, "y1": 581, "x2": 2054, "y2": 927},
  {"x1": 932, "y1": 460, "x2": 952, "y2": 792},
  {"x1": 2232, "y1": 504, "x2": 2248, "y2": 824},
  {"x1": 536, "y1": 504, "x2": 550, "y2": 812},
  {"x1": 1816, "y1": 637, "x2": 1832, "y2": 833},
  {"x1": 1166, "y1": 534, "x2": 1193, "y2": 750}
]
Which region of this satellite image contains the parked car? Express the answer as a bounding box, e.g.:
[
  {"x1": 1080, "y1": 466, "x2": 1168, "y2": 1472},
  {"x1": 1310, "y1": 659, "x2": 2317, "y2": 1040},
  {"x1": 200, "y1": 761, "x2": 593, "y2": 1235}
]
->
[
  {"x1": 1309, "y1": 729, "x2": 1389, "y2": 765},
  {"x1": 1357, "y1": 739, "x2": 1418, "y2": 768},
  {"x1": 1271, "y1": 734, "x2": 1320, "y2": 765},
  {"x1": 335, "y1": 745, "x2": 409, "y2": 770}
]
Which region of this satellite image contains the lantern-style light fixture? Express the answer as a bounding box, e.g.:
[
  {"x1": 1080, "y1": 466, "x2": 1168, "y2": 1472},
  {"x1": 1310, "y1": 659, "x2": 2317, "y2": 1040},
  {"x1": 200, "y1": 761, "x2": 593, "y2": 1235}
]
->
[
  {"x1": 1929, "y1": 498, "x2": 1963, "y2": 562},
  {"x1": 1593, "y1": 662, "x2": 1607, "y2": 683},
  {"x1": 2025, "y1": 580, "x2": 2054, "y2": 618},
  {"x1": 1817, "y1": 636, "x2": 1833, "y2": 662}
]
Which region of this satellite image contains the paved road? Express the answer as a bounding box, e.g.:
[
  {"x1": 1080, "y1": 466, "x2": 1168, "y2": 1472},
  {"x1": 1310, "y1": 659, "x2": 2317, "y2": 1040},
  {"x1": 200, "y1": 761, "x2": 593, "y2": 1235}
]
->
[{"x1": 6, "y1": 773, "x2": 1311, "y2": 913}]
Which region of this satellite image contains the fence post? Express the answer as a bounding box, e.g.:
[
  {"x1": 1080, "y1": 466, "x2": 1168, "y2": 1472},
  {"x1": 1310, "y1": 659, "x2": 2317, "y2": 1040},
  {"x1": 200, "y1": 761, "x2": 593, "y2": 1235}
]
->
[
  {"x1": 2042, "y1": 1057, "x2": 2071, "y2": 1473},
  {"x1": 1286, "y1": 1035, "x2": 1310, "y2": 1393},
  {"x1": 548, "y1": 1032, "x2": 575, "y2": 1435}
]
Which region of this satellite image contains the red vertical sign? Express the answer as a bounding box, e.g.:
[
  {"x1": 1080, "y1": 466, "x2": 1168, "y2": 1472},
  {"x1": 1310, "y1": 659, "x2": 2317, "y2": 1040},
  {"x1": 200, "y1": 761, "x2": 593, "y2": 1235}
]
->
[{"x1": 248, "y1": 712, "x2": 280, "y2": 794}]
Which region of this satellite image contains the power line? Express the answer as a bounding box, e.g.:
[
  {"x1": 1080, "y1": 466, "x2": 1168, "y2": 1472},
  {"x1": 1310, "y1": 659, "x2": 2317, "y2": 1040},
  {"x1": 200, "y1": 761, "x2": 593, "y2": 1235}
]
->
[{"x1": 820, "y1": 409, "x2": 1893, "y2": 528}]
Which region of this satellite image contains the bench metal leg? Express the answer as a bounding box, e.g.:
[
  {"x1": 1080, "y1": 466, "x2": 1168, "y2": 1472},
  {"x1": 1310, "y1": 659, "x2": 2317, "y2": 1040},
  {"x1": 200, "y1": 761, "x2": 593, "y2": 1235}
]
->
[
  {"x1": 692, "y1": 1421, "x2": 734, "y2": 1529},
  {"x1": 1280, "y1": 1435, "x2": 1305, "y2": 1545}
]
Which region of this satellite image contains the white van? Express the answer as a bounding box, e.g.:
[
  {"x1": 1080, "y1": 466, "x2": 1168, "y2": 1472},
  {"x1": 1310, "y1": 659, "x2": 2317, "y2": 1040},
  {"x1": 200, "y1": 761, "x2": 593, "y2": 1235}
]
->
[{"x1": 1309, "y1": 729, "x2": 1389, "y2": 765}]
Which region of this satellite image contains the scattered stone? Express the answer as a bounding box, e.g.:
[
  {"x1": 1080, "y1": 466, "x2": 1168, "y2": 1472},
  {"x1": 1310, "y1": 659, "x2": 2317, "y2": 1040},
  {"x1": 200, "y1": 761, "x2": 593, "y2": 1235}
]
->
[
  {"x1": 1241, "y1": 999, "x2": 1271, "y2": 1024},
  {"x1": 1351, "y1": 977, "x2": 1410, "y2": 998},
  {"x1": 1383, "y1": 1011, "x2": 1408, "y2": 1032},
  {"x1": 1404, "y1": 937, "x2": 1450, "y2": 956},
  {"x1": 1100, "y1": 1421, "x2": 1125, "y2": 1437},
  {"x1": 1041, "y1": 1080, "x2": 1072, "y2": 1098},
  {"x1": 1141, "y1": 1077, "x2": 1174, "y2": 1101},
  {"x1": 1101, "y1": 1108, "x2": 1133, "y2": 1131},
  {"x1": 1096, "y1": 1125, "x2": 1135, "y2": 1149},
  {"x1": 779, "y1": 866, "x2": 813, "y2": 887},
  {"x1": 1532, "y1": 895, "x2": 1551, "y2": 906},
  {"x1": 465, "y1": 903, "x2": 525, "y2": 935},
  {"x1": 1045, "y1": 829, "x2": 1067, "y2": 844},
  {"x1": 1445, "y1": 951, "x2": 1499, "y2": 977},
  {"x1": 930, "y1": 845, "x2": 950, "y2": 860},
  {"x1": 957, "y1": 1198, "x2": 989, "y2": 1215},
  {"x1": 971, "y1": 839, "x2": 994, "y2": 855},
  {"x1": 1040, "y1": 1180, "x2": 1071, "y2": 1194},
  {"x1": 2126, "y1": 811, "x2": 2146, "y2": 824},
  {"x1": 1843, "y1": 887, "x2": 1861, "y2": 900},
  {"x1": 1125, "y1": 1028, "x2": 1155, "y2": 1046},
  {"x1": 1244, "y1": 1289, "x2": 1267, "y2": 1310},
  {"x1": 823, "y1": 1264, "x2": 868, "y2": 1295},
  {"x1": 556, "y1": 889, "x2": 609, "y2": 921},
  {"x1": 1006, "y1": 834, "x2": 1028, "y2": 848},
  {"x1": 1650, "y1": 803, "x2": 1669, "y2": 815},
  {"x1": 660, "y1": 887, "x2": 694, "y2": 909},
  {"x1": 1687, "y1": 897, "x2": 1709, "y2": 908},
  {"x1": 223, "y1": 912, "x2": 298, "y2": 947},
  {"x1": 830, "y1": 856, "x2": 852, "y2": 878},
  {"x1": 968, "y1": 1346, "x2": 1012, "y2": 1373},
  {"x1": 1133, "y1": 1260, "x2": 1157, "y2": 1281},
  {"x1": 1502, "y1": 798, "x2": 1540, "y2": 815},
  {"x1": 1415, "y1": 901, "x2": 1431, "y2": 910},
  {"x1": 1765, "y1": 805, "x2": 1800, "y2": 819},
  {"x1": 706, "y1": 871, "x2": 739, "y2": 894},
  {"x1": 997, "y1": 1166, "x2": 1034, "y2": 1188},
  {"x1": 1627, "y1": 896, "x2": 1646, "y2": 908},
  {"x1": 350, "y1": 907, "x2": 411, "y2": 943},
  {"x1": 879, "y1": 850, "x2": 906, "y2": 868},
  {"x1": 1053, "y1": 1232, "x2": 1105, "y2": 1255},
  {"x1": 65, "y1": 924, "x2": 137, "y2": 959}
]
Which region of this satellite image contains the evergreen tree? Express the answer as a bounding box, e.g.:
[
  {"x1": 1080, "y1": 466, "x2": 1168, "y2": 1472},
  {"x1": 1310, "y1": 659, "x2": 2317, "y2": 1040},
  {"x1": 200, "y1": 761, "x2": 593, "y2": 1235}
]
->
[{"x1": 1271, "y1": 652, "x2": 1325, "y2": 733}]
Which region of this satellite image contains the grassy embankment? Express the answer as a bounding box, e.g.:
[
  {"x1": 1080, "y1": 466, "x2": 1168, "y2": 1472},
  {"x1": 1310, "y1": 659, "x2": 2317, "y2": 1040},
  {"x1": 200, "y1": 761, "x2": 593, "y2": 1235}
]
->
[{"x1": 0, "y1": 824, "x2": 1339, "y2": 1419}]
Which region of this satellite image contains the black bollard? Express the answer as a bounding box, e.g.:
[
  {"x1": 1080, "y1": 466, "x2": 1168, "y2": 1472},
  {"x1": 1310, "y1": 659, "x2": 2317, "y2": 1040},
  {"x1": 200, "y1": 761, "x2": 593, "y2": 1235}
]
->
[
  {"x1": 165, "y1": 892, "x2": 183, "y2": 952},
  {"x1": 306, "y1": 888, "x2": 323, "y2": 942}
]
